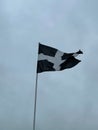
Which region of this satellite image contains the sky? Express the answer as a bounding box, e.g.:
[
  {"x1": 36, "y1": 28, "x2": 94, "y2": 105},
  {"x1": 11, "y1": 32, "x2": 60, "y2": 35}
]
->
[{"x1": 0, "y1": 0, "x2": 98, "y2": 130}]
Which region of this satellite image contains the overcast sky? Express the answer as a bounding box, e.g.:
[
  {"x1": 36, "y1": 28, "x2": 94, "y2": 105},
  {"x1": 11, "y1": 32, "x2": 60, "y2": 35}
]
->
[{"x1": 0, "y1": 0, "x2": 98, "y2": 130}]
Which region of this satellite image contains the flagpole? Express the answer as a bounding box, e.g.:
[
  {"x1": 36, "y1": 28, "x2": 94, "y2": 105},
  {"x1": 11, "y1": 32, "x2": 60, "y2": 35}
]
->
[
  {"x1": 33, "y1": 44, "x2": 39, "y2": 130},
  {"x1": 33, "y1": 71, "x2": 38, "y2": 130}
]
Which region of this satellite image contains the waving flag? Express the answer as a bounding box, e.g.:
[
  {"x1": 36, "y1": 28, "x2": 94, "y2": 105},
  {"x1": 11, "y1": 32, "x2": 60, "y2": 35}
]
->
[{"x1": 37, "y1": 43, "x2": 83, "y2": 73}]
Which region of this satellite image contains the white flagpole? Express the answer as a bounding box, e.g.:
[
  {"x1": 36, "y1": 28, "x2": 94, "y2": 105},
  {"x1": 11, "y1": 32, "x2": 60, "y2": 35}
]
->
[
  {"x1": 33, "y1": 72, "x2": 38, "y2": 130},
  {"x1": 33, "y1": 44, "x2": 39, "y2": 130}
]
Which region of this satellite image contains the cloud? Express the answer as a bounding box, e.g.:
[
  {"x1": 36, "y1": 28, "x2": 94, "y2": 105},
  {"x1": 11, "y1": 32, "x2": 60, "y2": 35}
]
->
[{"x1": 0, "y1": 0, "x2": 98, "y2": 129}]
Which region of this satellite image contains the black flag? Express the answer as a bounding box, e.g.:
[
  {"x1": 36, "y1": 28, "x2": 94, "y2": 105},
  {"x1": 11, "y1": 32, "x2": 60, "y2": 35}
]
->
[{"x1": 37, "y1": 43, "x2": 83, "y2": 73}]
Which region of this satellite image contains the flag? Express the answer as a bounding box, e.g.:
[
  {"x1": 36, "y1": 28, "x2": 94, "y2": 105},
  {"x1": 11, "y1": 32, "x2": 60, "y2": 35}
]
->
[{"x1": 37, "y1": 43, "x2": 83, "y2": 73}]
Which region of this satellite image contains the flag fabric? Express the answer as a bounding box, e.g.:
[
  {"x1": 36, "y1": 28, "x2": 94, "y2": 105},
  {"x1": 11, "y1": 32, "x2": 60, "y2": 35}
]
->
[{"x1": 37, "y1": 43, "x2": 83, "y2": 73}]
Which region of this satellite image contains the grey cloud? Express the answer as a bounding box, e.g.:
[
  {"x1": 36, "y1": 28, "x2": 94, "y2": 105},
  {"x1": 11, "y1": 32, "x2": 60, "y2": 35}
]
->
[{"x1": 0, "y1": 0, "x2": 98, "y2": 130}]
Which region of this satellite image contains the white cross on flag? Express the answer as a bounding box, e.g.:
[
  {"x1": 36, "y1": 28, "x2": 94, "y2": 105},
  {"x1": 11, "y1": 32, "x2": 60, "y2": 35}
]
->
[{"x1": 37, "y1": 43, "x2": 83, "y2": 73}]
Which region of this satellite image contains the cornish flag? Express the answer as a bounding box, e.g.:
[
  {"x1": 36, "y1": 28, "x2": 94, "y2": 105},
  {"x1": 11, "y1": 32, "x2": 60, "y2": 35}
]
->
[{"x1": 37, "y1": 43, "x2": 83, "y2": 73}]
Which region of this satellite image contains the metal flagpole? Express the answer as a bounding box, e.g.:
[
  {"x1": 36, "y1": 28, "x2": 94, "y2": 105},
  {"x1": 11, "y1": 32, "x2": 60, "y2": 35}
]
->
[
  {"x1": 33, "y1": 44, "x2": 39, "y2": 130},
  {"x1": 33, "y1": 72, "x2": 38, "y2": 130}
]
